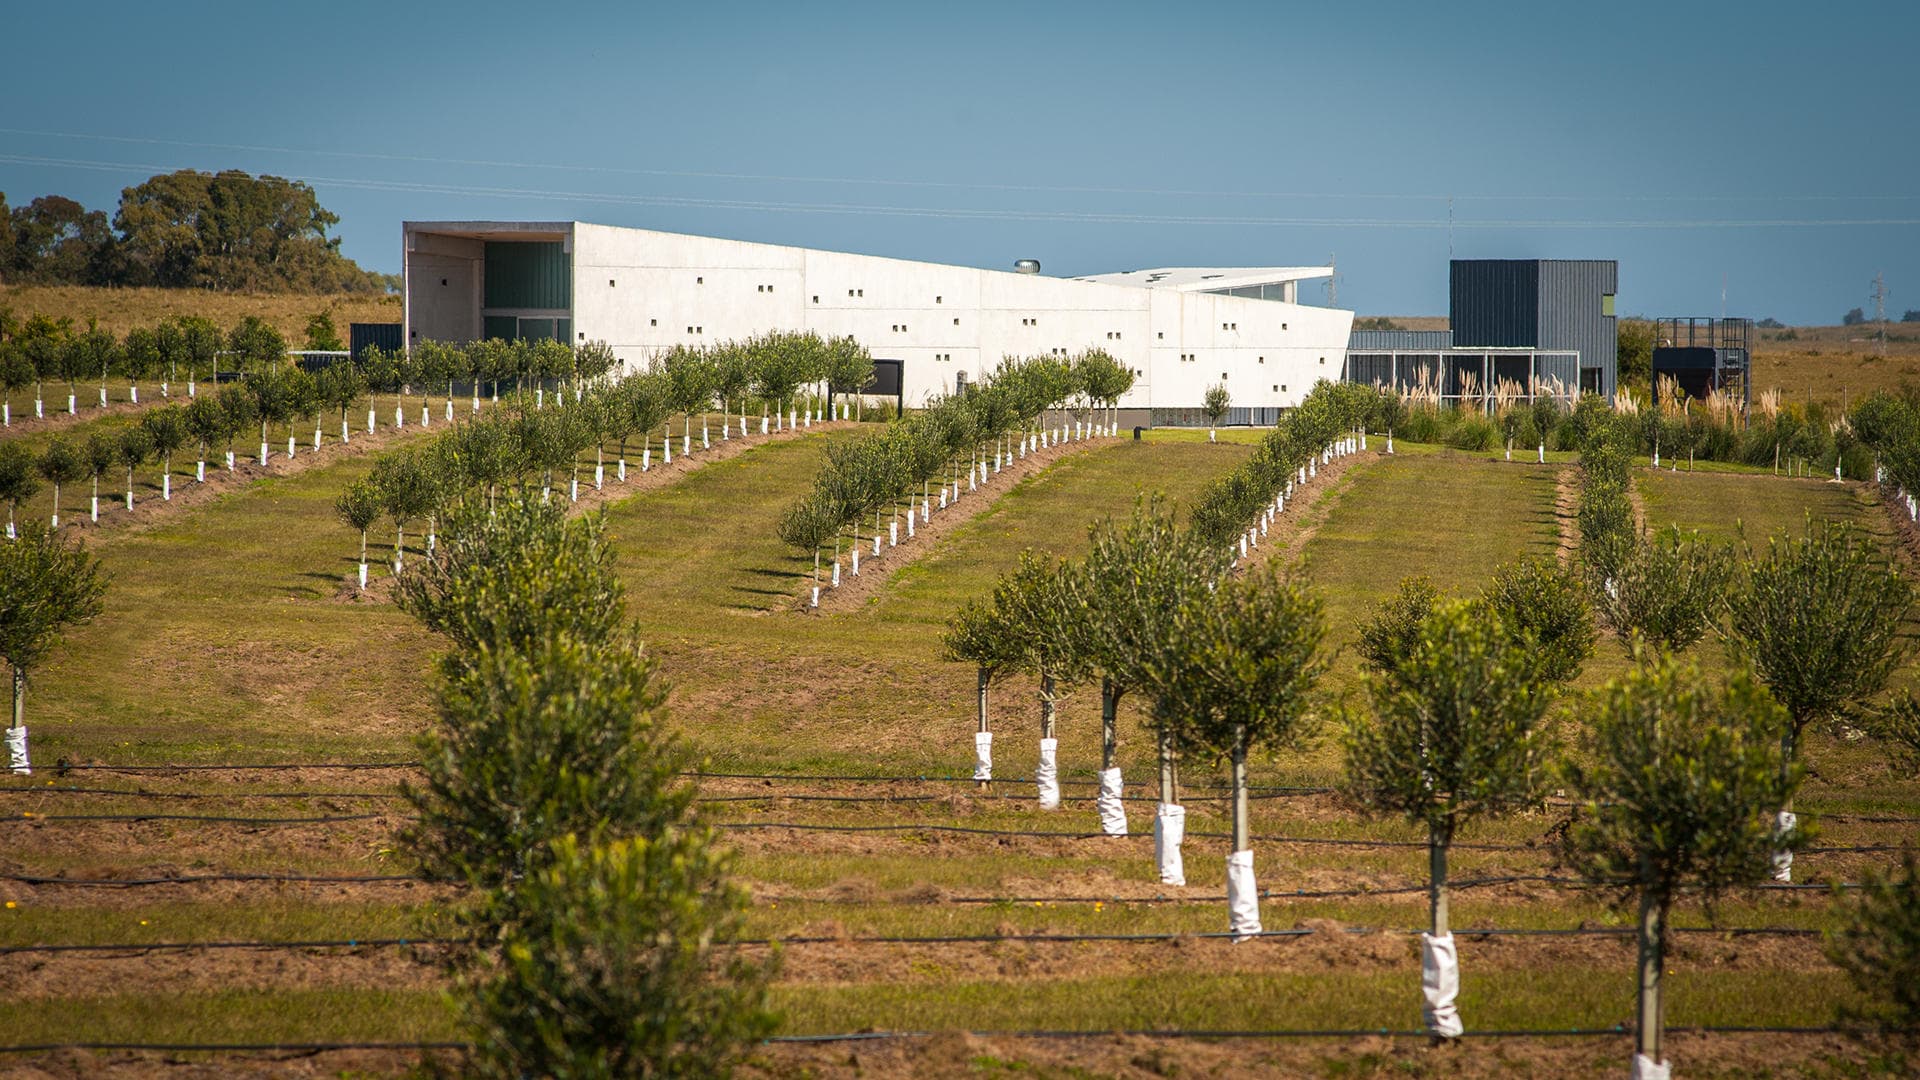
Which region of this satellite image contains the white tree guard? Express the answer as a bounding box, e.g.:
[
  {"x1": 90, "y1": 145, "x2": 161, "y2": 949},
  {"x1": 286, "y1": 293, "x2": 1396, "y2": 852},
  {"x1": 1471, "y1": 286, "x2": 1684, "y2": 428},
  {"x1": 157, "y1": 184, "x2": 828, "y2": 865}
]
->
[
  {"x1": 1420, "y1": 932, "x2": 1464, "y2": 1037},
  {"x1": 1096, "y1": 767, "x2": 1127, "y2": 836},
  {"x1": 1630, "y1": 1054, "x2": 1671, "y2": 1080},
  {"x1": 1226, "y1": 849, "x2": 1261, "y2": 941},
  {"x1": 6, "y1": 725, "x2": 27, "y2": 775},
  {"x1": 973, "y1": 731, "x2": 993, "y2": 782},
  {"x1": 642, "y1": 447, "x2": 651, "y2": 472},
  {"x1": 1772, "y1": 809, "x2": 1798, "y2": 882},
  {"x1": 831, "y1": 561, "x2": 841, "y2": 587},
  {"x1": 1035, "y1": 737, "x2": 1060, "y2": 809},
  {"x1": 1154, "y1": 804, "x2": 1187, "y2": 886}
]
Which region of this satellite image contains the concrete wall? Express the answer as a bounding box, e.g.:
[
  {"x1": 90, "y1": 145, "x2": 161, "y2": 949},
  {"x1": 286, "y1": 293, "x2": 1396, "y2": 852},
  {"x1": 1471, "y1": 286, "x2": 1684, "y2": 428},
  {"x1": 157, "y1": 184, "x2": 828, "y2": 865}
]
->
[
  {"x1": 428, "y1": 222, "x2": 1353, "y2": 411},
  {"x1": 405, "y1": 233, "x2": 484, "y2": 345}
]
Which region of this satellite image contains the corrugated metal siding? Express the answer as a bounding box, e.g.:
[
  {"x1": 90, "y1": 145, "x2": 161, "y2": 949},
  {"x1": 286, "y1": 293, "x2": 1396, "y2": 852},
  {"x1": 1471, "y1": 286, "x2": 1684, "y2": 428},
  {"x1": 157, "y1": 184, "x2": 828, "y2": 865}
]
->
[
  {"x1": 484, "y1": 241, "x2": 572, "y2": 310},
  {"x1": 349, "y1": 322, "x2": 402, "y2": 358},
  {"x1": 1347, "y1": 329, "x2": 1454, "y2": 351},
  {"x1": 1451, "y1": 261, "x2": 1538, "y2": 347},
  {"x1": 1534, "y1": 260, "x2": 1618, "y2": 399}
]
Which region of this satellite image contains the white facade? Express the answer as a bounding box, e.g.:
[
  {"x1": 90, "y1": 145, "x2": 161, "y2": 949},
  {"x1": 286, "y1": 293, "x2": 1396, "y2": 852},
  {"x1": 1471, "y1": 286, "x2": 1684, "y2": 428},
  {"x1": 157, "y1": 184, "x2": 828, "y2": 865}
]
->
[{"x1": 403, "y1": 221, "x2": 1353, "y2": 412}]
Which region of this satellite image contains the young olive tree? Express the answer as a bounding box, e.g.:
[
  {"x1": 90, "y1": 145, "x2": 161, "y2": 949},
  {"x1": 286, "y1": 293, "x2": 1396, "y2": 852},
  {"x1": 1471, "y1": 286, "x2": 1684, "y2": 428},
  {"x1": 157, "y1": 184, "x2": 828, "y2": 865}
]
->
[
  {"x1": 0, "y1": 443, "x2": 41, "y2": 539},
  {"x1": 84, "y1": 431, "x2": 116, "y2": 523},
  {"x1": 1203, "y1": 383, "x2": 1231, "y2": 442},
  {"x1": 1151, "y1": 566, "x2": 1328, "y2": 938},
  {"x1": 116, "y1": 425, "x2": 152, "y2": 511},
  {"x1": 0, "y1": 521, "x2": 107, "y2": 773},
  {"x1": 990, "y1": 551, "x2": 1092, "y2": 810},
  {"x1": 1480, "y1": 555, "x2": 1595, "y2": 683},
  {"x1": 1826, "y1": 852, "x2": 1920, "y2": 1042},
  {"x1": 37, "y1": 439, "x2": 85, "y2": 529},
  {"x1": 1074, "y1": 497, "x2": 1230, "y2": 837},
  {"x1": 1599, "y1": 527, "x2": 1733, "y2": 653},
  {"x1": 1342, "y1": 598, "x2": 1555, "y2": 1038},
  {"x1": 1356, "y1": 575, "x2": 1440, "y2": 675},
  {"x1": 1727, "y1": 517, "x2": 1913, "y2": 880},
  {"x1": 335, "y1": 480, "x2": 382, "y2": 592},
  {"x1": 942, "y1": 597, "x2": 1021, "y2": 786},
  {"x1": 1562, "y1": 657, "x2": 1801, "y2": 1077},
  {"x1": 141, "y1": 405, "x2": 187, "y2": 501}
]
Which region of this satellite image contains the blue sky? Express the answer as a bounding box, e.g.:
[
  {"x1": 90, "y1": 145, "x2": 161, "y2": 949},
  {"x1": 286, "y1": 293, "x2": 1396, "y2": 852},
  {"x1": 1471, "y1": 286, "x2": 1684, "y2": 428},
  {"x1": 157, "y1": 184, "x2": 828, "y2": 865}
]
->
[{"x1": 3, "y1": 0, "x2": 1915, "y2": 323}]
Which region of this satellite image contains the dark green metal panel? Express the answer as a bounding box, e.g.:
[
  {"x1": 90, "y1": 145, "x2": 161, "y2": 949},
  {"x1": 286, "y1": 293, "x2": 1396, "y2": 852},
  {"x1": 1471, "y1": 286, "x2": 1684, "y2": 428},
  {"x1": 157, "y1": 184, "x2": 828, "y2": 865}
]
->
[
  {"x1": 484, "y1": 241, "x2": 571, "y2": 310},
  {"x1": 483, "y1": 315, "x2": 518, "y2": 341},
  {"x1": 518, "y1": 318, "x2": 554, "y2": 342}
]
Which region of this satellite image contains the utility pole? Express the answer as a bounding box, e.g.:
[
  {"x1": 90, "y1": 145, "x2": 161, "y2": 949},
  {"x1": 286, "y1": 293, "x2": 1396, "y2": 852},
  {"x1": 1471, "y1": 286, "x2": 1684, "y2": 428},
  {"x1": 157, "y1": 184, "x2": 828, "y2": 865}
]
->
[
  {"x1": 1326, "y1": 252, "x2": 1337, "y2": 308},
  {"x1": 1872, "y1": 272, "x2": 1888, "y2": 357}
]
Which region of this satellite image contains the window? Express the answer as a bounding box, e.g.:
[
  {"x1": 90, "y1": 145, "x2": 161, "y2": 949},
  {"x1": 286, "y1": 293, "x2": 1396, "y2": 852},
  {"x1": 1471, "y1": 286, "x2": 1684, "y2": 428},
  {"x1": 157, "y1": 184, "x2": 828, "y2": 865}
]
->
[
  {"x1": 767, "y1": 284, "x2": 774, "y2": 293},
  {"x1": 1221, "y1": 372, "x2": 1228, "y2": 380},
  {"x1": 858, "y1": 289, "x2": 864, "y2": 297},
  {"x1": 1602, "y1": 294, "x2": 1616, "y2": 317},
  {"x1": 1318, "y1": 357, "x2": 1326, "y2": 364},
  {"x1": 936, "y1": 295, "x2": 943, "y2": 304},
  {"x1": 1282, "y1": 323, "x2": 1288, "y2": 330},
  {"x1": 1272, "y1": 384, "x2": 1279, "y2": 392},
  {"x1": 697, "y1": 326, "x2": 703, "y2": 334},
  {"x1": 609, "y1": 279, "x2": 616, "y2": 287},
  {"x1": 953, "y1": 318, "x2": 960, "y2": 326},
  {"x1": 1281, "y1": 384, "x2": 1288, "y2": 392},
  {"x1": 579, "y1": 332, "x2": 586, "y2": 340},
  {"x1": 848, "y1": 289, "x2": 856, "y2": 297},
  {"x1": 756, "y1": 285, "x2": 763, "y2": 292},
  {"x1": 440, "y1": 278, "x2": 448, "y2": 286},
  {"x1": 696, "y1": 276, "x2": 703, "y2": 284},
  {"x1": 813, "y1": 295, "x2": 820, "y2": 304},
  {"x1": 687, "y1": 326, "x2": 694, "y2": 334},
  {"x1": 651, "y1": 318, "x2": 657, "y2": 327},
  {"x1": 1157, "y1": 331, "x2": 1165, "y2": 340}
]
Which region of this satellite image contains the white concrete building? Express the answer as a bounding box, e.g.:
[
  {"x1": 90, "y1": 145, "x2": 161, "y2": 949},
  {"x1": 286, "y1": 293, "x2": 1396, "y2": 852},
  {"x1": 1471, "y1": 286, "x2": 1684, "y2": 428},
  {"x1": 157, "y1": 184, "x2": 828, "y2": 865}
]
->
[{"x1": 403, "y1": 221, "x2": 1352, "y2": 418}]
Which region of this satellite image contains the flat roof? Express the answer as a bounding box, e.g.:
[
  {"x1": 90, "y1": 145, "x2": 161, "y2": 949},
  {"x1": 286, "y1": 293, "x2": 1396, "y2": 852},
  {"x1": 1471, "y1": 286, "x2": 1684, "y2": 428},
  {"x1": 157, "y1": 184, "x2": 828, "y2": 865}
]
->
[{"x1": 1071, "y1": 266, "x2": 1334, "y2": 292}]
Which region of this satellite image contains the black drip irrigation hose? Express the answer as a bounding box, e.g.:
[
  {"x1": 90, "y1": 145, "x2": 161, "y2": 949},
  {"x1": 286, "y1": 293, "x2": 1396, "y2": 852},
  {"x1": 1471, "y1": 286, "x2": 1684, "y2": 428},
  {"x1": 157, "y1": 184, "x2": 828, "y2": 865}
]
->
[
  {"x1": 52, "y1": 762, "x2": 422, "y2": 773},
  {"x1": 0, "y1": 924, "x2": 1828, "y2": 957},
  {"x1": 0, "y1": 786, "x2": 408, "y2": 801},
  {"x1": 0, "y1": 1027, "x2": 1869, "y2": 1055},
  {"x1": 0, "y1": 872, "x2": 421, "y2": 887},
  {"x1": 5, "y1": 812, "x2": 1905, "y2": 858}
]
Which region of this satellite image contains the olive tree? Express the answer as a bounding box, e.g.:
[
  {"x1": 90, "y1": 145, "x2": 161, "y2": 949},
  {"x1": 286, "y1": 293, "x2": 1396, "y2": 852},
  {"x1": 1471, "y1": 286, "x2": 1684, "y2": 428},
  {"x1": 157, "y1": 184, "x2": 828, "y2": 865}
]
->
[
  {"x1": 116, "y1": 424, "x2": 152, "y2": 511},
  {"x1": 1726, "y1": 517, "x2": 1913, "y2": 880},
  {"x1": 1561, "y1": 657, "x2": 1801, "y2": 1077},
  {"x1": 141, "y1": 405, "x2": 187, "y2": 501},
  {"x1": 0, "y1": 443, "x2": 40, "y2": 539},
  {"x1": 1827, "y1": 852, "x2": 1920, "y2": 1042},
  {"x1": 991, "y1": 551, "x2": 1093, "y2": 810},
  {"x1": 1073, "y1": 497, "x2": 1229, "y2": 838},
  {"x1": 183, "y1": 395, "x2": 223, "y2": 482},
  {"x1": 37, "y1": 439, "x2": 84, "y2": 528},
  {"x1": 1203, "y1": 383, "x2": 1230, "y2": 441},
  {"x1": 335, "y1": 480, "x2": 382, "y2": 592},
  {"x1": 1479, "y1": 555, "x2": 1595, "y2": 683},
  {"x1": 1342, "y1": 598, "x2": 1555, "y2": 1038},
  {"x1": 941, "y1": 597, "x2": 1022, "y2": 789},
  {"x1": 776, "y1": 493, "x2": 839, "y2": 609},
  {"x1": 1150, "y1": 565, "x2": 1328, "y2": 938},
  {"x1": 0, "y1": 521, "x2": 107, "y2": 773},
  {"x1": 1600, "y1": 527, "x2": 1733, "y2": 653},
  {"x1": 84, "y1": 431, "x2": 116, "y2": 523},
  {"x1": 1356, "y1": 575, "x2": 1440, "y2": 674}
]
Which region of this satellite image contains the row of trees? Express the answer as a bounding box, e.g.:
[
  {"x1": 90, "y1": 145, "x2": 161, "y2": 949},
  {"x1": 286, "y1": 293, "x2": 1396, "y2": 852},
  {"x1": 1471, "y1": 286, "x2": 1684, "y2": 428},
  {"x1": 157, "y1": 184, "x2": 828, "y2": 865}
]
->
[
  {"x1": 0, "y1": 312, "x2": 292, "y2": 421},
  {"x1": 777, "y1": 352, "x2": 1131, "y2": 604},
  {"x1": 1187, "y1": 380, "x2": 1377, "y2": 552},
  {"x1": 393, "y1": 494, "x2": 772, "y2": 1075},
  {"x1": 1, "y1": 171, "x2": 392, "y2": 293}
]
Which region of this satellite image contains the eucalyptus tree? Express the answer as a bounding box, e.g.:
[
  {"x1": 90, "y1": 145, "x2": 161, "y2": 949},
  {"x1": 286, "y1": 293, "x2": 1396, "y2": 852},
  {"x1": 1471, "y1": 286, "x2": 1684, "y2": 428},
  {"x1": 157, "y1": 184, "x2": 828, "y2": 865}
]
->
[
  {"x1": 0, "y1": 443, "x2": 39, "y2": 539},
  {"x1": 1342, "y1": 598, "x2": 1555, "y2": 1038},
  {"x1": 318, "y1": 360, "x2": 369, "y2": 444},
  {"x1": 1074, "y1": 497, "x2": 1230, "y2": 838},
  {"x1": 1598, "y1": 526, "x2": 1733, "y2": 653},
  {"x1": 1480, "y1": 555, "x2": 1595, "y2": 683},
  {"x1": 0, "y1": 521, "x2": 107, "y2": 774},
  {"x1": 177, "y1": 315, "x2": 222, "y2": 394},
  {"x1": 141, "y1": 406, "x2": 187, "y2": 501},
  {"x1": 1148, "y1": 565, "x2": 1329, "y2": 938},
  {"x1": 183, "y1": 394, "x2": 223, "y2": 482},
  {"x1": 116, "y1": 425, "x2": 153, "y2": 511},
  {"x1": 123, "y1": 325, "x2": 162, "y2": 404},
  {"x1": 1561, "y1": 657, "x2": 1800, "y2": 1078},
  {"x1": 1726, "y1": 517, "x2": 1913, "y2": 881},
  {"x1": 84, "y1": 431, "x2": 117, "y2": 522}
]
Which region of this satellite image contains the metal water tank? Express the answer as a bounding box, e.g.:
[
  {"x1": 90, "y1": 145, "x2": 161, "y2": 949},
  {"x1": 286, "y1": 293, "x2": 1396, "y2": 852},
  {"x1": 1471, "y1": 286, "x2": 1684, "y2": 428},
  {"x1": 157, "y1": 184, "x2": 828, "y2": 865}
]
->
[{"x1": 1013, "y1": 259, "x2": 1041, "y2": 275}]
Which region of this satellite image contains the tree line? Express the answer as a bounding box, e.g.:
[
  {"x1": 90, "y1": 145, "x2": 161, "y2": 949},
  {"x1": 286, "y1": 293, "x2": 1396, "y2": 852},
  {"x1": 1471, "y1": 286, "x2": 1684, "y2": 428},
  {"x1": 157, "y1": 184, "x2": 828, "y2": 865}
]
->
[
  {"x1": 0, "y1": 171, "x2": 392, "y2": 293},
  {"x1": 776, "y1": 350, "x2": 1132, "y2": 605}
]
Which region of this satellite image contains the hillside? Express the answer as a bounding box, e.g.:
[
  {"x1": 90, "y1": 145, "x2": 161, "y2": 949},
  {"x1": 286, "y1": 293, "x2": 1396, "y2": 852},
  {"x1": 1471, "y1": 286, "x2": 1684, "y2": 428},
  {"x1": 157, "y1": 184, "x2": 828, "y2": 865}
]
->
[{"x1": 0, "y1": 283, "x2": 400, "y2": 340}]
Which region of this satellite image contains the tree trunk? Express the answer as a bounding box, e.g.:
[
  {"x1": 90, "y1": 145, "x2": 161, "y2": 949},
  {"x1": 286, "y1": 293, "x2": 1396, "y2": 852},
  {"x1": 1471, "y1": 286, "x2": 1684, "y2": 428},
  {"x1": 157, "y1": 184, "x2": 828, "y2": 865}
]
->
[
  {"x1": 976, "y1": 667, "x2": 991, "y2": 792},
  {"x1": 1039, "y1": 673, "x2": 1056, "y2": 739},
  {"x1": 1230, "y1": 724, "x2": 1250, "y2": 853},
  {"x1": 1429, "y1": 821, "x2": 1452, "y2": 937},
  {"x1": 1157, "y1": 723, "x2": 1177, "y2": 805},
  {"x1": 1635, "y1": 891, "x2": 1668, "y2": 1065},
  {"x1": 1100, "y1": 677, "x2": 1119, "y2": 771}
]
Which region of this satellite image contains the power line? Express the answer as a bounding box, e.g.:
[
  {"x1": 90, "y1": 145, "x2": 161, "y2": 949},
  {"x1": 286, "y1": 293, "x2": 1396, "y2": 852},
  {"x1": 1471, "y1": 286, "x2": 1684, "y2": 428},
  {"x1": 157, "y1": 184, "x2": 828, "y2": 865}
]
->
[{"x1": 4, "y1": 153, "x2": 1920, "y2": 231}]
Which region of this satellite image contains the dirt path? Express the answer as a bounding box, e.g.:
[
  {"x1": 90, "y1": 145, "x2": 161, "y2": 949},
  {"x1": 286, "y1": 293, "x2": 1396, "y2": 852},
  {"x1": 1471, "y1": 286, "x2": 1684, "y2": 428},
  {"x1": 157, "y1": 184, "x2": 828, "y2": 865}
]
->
[
  {"x1": 1236, "y1": 446, "x2": 1379, "y2": 574},
  {"x1": 1553, "y1": 466, "x2": 1579, "y2": 563},
  {"x1": 803, "y1": 432, "x2": 1110, "y2": 614}
]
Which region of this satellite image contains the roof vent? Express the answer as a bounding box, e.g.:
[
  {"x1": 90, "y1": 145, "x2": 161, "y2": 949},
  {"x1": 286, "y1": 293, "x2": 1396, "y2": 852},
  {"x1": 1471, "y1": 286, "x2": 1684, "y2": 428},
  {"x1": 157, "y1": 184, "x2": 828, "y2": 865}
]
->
[{"x1": 1013, "y1": 259, "x2": 1041, "y2": 275}]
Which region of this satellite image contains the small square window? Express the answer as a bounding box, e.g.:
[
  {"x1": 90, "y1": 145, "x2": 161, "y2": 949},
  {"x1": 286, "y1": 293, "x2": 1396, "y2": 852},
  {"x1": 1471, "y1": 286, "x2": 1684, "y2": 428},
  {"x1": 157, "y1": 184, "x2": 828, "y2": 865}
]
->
[
  {"x1": 1221, "y1": 372, "x2": 1228, "y2": 380},
  {"x1": 697, "y1": 326, "x2": 703, "y2": 334},
  {"x1": 813, "y1": 295, "x2": 820, "y2": 304},
  {"x1": 766, "y1": 284, "x2": 773, "y2": 293},
  {"x1": 953, "y1": 318, "x2": 960, "y2": 326},
  {"x1": 579, "y1": 331, "x2": 586, "y2": 340},
  {"x1": 848, "y1": 289, "x2": 855, "y2": 297},
  {"x1": 857, "y1": 289, "x2": 864, "y2": 297},
  {"x1": 1318, "y1": 357, "x2": 1326, "y2": 364},
  {"x1": 687, "y1": 326, "x2": 694, "y2": 333},
  {"x1": 440, "y1": 278, "x2": 448, "y2": 286},
  {"x1": 609, "y1": 279, "x2": 616, "y2": 287},
  {"x1": 1272, "y1": 384, "x2": 1279, "y2": 392},
  {"x1": 1282, "y1": 323, "x2": 1288, "y2": 330},
  {"x1": 1258, "y1": 356, "x2": 1265, "y2": 364},
  {"x1": 1157, "y1": 332, "x2": 1165, "y2": 340},
  {"x1": 651, "y1": 318, "x2": 657, "y2": 327},
  {"x1": 696, "y1": 276, "x2": 703, "y2": 284},
  {"x1": 1281, "y1": 384, "x2": 1288, "y2": 392},
  {"x1": 936, "y1": 295, "x2": 943, "y2": 304}
]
